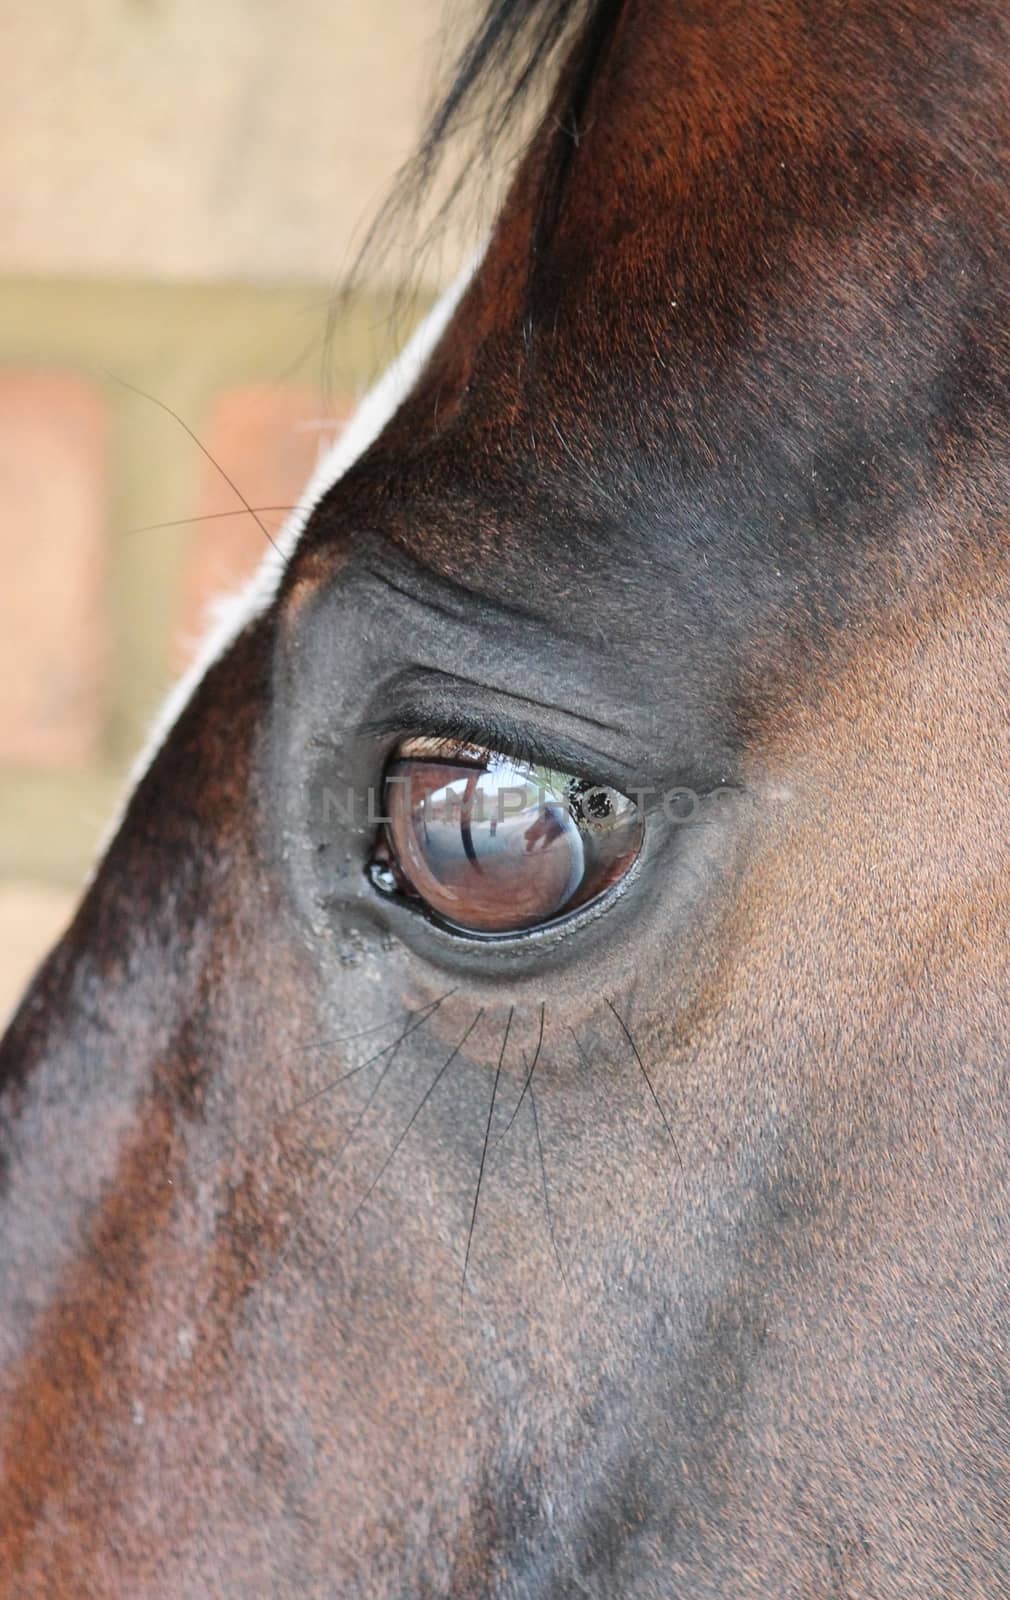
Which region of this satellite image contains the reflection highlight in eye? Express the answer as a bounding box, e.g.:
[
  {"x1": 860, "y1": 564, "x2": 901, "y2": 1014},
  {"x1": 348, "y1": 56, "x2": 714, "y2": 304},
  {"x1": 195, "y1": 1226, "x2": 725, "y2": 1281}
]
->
[{"x1": 368, "y1": 738, "x2": 643, "y2": 936}]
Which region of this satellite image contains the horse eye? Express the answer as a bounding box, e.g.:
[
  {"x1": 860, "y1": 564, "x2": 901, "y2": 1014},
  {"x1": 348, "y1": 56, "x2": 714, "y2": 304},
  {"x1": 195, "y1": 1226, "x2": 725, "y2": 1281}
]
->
[{"x1": 367, "y1": 737, "x2": 644, "y2": 937}]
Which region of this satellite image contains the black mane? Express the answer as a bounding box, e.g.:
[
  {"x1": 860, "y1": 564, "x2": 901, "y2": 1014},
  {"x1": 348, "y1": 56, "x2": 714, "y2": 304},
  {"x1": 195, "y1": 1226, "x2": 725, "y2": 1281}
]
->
[
  {"x1": 419, "y1": 0, "x2": 604, "y2": 179},
  {"x1": 360, "y1": 0, "x2": 617, "y2": 281}
]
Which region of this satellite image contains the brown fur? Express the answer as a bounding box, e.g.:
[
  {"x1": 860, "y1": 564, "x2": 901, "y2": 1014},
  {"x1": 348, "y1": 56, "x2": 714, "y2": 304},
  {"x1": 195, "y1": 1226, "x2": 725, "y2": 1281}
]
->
[{"x1": 4, "y1": 1, "x2": 1010, "y2": 1593}]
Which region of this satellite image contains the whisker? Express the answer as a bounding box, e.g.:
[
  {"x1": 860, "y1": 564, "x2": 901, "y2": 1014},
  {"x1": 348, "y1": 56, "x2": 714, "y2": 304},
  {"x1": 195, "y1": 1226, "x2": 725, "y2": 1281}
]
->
[
  {"x1": 106, "y1": 373, "x2": 282, "y2": 556},
  {"x1": 264, "y1": 998, "x2": 460, "y2": 1286},
  {"x1": 493, "y1": 1002, "x2": 545, "y2": 1151},
  {"x1": 196, "y1": 993, "x2": 453, "y2": 1176},
  {"x1": 269, "y1": 996, "x2": 451, "y2": 1134},
  {"x1": 332, "y1": 1008, "x2": 485, "y2": 1247},
  {"x1": 529, "y1": 1078, "x2": 568, "y2": 1291},
  {"x1": 276, "y1": 992, "x2": 467, "y2": 1280},
  {"x1": 606, "y1": 997, "x2": 683, "y2": 1174},
  {"x1": 263, "y1": 1004, "x2": 438, "y2": 1286},
  {"x1": 320, "y1": 1022, "x2": 425, "y2": 1181},
  {"x1": 461, "y1": 1005, "x2": 514, "y2": 1301},
  {"x1": 567, "y1": 1024, "x2": 593, "y2": 1073},
  {"x1": 286, "y1": 1005, "x2": 453, "y2": 1063},
  {"x1": 126, "y1": 506, "x2": 299, "y2": 537}
]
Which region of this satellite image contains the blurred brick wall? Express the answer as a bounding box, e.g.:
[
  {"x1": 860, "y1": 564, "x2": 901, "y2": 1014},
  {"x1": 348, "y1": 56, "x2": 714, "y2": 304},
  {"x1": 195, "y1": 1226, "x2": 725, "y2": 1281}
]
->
[
  {"x1": 3, "y1": 368, "x2": 344, "y2": 775},
  {"x1": 0, "y1": 373, "x2": 106, "y2": 769},
  {"x1": 2, "y1": 0, "x2": 462, "y2": 290},
  {"x1": 0, "y1": 0, "x2": 456, "y2": 1017},
  {"x1": 0, "y1": 279, "x2": 420, "y2": 1019}
]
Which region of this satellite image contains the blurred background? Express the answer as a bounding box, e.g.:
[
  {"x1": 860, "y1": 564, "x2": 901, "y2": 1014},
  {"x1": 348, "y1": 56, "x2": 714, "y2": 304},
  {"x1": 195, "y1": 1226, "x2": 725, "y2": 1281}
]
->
[{"x1": 0, "y1": 0, "x2": 480, "y2": 1015}]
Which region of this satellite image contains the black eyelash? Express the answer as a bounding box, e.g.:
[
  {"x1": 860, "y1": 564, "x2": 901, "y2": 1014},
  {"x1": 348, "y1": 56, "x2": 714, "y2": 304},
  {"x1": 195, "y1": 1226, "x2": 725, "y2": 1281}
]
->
[
  {"x1": 414, "y1": 713, "x2": 561, "y2": 773},
  {"x1": 362, "y1": 708, "x2": 596, "y2": 783}
]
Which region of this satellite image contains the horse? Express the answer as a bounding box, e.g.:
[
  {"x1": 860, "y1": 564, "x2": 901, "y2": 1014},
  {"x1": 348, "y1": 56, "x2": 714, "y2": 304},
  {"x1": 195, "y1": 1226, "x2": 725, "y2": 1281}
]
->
[{"x1": 4, "y1": 0, "x2": 1010, "y2": 1591}]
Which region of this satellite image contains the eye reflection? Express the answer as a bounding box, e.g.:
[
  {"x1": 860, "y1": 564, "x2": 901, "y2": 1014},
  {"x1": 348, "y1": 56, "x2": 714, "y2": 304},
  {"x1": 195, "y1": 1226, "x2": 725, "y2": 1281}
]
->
[{"x1": 369, "y1": 739, "x2": 643, "y2": 936}]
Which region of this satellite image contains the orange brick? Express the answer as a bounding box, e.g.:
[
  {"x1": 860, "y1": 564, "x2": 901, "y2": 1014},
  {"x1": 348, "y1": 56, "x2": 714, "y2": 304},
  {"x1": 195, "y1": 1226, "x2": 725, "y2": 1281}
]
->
[
  {"x1": 0, "y1": 372, "x2": 106, "y2": 767},
  {"x1": 174, "y1": 385, "x2": 352, "y2": 669}
]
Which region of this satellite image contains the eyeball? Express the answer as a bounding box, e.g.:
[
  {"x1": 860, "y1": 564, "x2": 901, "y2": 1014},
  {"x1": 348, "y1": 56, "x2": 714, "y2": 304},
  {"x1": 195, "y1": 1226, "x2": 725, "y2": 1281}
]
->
[{"x1": 368, "y1": 737, "x2": 643, "y2": 936}]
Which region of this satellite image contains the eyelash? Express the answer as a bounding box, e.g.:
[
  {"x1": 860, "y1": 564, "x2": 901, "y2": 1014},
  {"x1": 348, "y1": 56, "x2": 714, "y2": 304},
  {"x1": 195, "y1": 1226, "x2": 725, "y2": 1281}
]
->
[{"x1": 376, "y1": 713, "x2": 600, "y2": 791}]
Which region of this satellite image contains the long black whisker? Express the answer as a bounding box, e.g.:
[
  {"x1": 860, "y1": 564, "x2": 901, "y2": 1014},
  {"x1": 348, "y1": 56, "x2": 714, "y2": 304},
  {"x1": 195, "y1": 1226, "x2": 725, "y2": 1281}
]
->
[
  {"x1": 197, "y1": 993, "x2": 453, "y2": 1176},
  {"x1": 264, "y1": 1009, "x2": 431, "y2": 1287},
  {"x1": 461, "y1": 1005, "x2": 514, "y2": 1301},
  {"x1": 606, "y1": 997, "x2": 683, "y2": 1174},
  {"x1": 493, "y1": 1002, "x2": 545, "y2": 1150},
  {"x1": 334, "y1": 1008, "x2": 485, "y2": 1245},
  {"x1": 270, "y1": 996, "x2": 450, "y2": 1135},
  {"x1": 529, "y1": 1078, "x2": 568, "y2": 1291},
  {"x1": 287, "y1": 1003, "x2": 457, "y2": 1064},
  {"x1": 106, "y1": 372, "x2": 282, "y2": 556},
  {"x1": 322, "y1": 1021, "x2": 424, "y2": 1181}
]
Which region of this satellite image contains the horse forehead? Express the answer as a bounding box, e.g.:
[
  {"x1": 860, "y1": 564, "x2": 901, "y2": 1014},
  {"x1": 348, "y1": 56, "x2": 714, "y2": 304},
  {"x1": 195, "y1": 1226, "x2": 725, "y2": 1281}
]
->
[
  {"x1": 300, "y1": 120, "x2": 911, "y2": 622},
  {"x1": 291, "y1": 0, "x2": 1004, "y2": 715}
]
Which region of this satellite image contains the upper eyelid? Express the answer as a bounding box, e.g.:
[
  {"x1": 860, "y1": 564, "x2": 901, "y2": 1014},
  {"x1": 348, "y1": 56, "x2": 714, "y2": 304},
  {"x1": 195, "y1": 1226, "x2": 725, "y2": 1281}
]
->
[
  {"x1": 355, "y1": 659, "x2": 630, "y2": 756},
  {"x1": 361, "y1": 712, "x2": 632, "y2": 790}
]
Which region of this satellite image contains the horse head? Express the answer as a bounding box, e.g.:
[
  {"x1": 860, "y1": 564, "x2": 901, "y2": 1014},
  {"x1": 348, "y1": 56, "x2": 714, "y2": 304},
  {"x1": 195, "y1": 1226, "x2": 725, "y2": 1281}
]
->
[{"x1": 4, "y1": 1, "x2": 1010, "y2": 1593}]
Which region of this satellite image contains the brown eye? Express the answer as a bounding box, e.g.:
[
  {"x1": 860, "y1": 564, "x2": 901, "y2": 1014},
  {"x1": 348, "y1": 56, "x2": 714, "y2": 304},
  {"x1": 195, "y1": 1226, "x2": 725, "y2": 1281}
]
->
[{"x1": 368, "y1": 737, "x2": 643, "y2": 937}]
